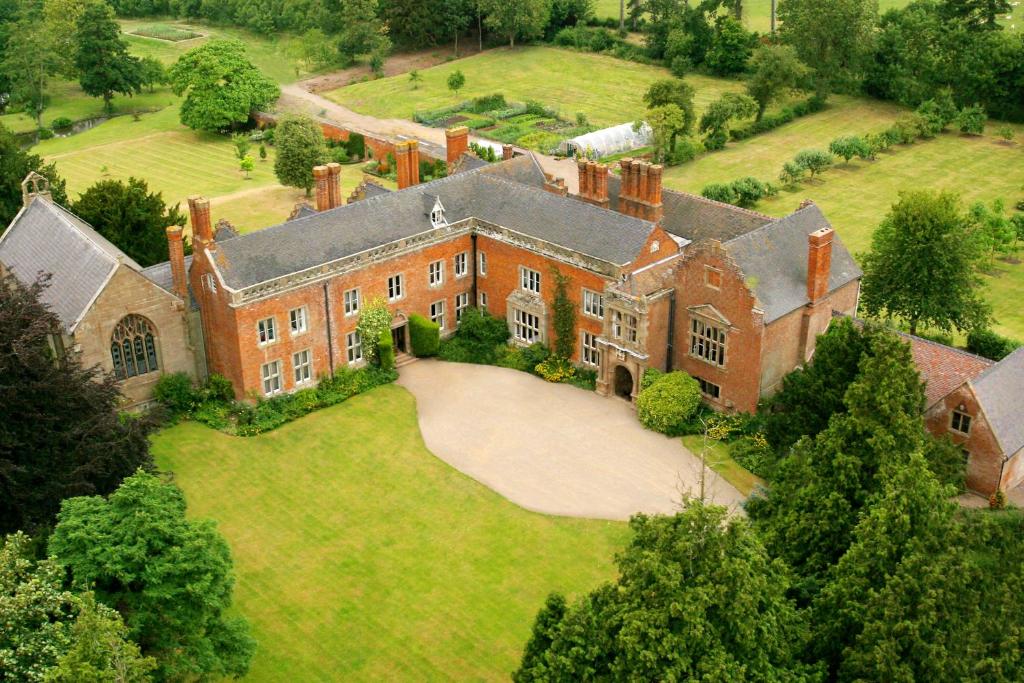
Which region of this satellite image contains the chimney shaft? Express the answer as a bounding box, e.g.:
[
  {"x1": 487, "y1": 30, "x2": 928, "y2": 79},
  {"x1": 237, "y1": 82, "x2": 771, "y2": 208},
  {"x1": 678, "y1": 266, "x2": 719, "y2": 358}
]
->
[
  {"x1": 502, "y1": 144, "x2": 514, "y2": 161},
  {"x1": 187, "y1": 196, "x2": 212, "y2": 245},
  {"x1": 446, "y1": 126, "x2": 469, "y2": 165},
  {"x1": 807, "y1": 227, "x2": 835, "y2": 302},
  {"x1": 165, "y1": 226, "x2": 188, "y2": 300},
  {"x1": 326, "y1": 162, "x2": 342, "y2": 209},
  {"x1": 313, "y1": 165, "x2": 331, "y2": 211},
  {"x1": 407, "y1": 140, "x2": 420, "y2": 187}
]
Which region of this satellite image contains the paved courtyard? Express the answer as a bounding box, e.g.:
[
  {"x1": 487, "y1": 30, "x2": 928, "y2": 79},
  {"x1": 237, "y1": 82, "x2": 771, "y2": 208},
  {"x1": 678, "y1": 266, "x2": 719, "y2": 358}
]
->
[{"x1": 397, "y1": 360, "x2": 744, "y2": 521}]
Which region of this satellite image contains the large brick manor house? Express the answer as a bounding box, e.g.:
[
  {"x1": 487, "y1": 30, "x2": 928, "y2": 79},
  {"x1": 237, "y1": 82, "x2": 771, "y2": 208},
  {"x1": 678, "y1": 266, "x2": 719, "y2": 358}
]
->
[{"x1": 3, "y1": 127, "x2": 1020, "y2": 494}]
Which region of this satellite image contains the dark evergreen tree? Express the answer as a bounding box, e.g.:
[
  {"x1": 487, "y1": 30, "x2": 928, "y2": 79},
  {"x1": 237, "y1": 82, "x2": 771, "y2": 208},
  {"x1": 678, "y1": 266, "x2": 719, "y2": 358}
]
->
[
  {"x1": 0, "y1": 123, "x2": 68, "y2": 228},
  {"x1": 0, "y1": 273, "x2": 154, "y2": 535},
  {"x1": 74, "y1": 2, "x2": 144, "y2": 112}
]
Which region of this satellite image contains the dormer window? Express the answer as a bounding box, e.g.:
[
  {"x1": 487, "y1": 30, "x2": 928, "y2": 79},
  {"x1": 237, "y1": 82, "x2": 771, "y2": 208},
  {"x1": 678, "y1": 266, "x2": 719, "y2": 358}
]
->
[{"x1": 430, "y1": 197, "x2": 447, "y2": 227}]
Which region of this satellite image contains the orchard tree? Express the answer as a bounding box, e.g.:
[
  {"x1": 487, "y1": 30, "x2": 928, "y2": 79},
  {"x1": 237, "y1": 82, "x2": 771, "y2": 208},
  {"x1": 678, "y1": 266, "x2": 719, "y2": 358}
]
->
[
  {"x1": 49, "y1": 471, "x2": 256, "y2": 681},
  {"x1": 746, "y1": 44, "x2": 809, "y2": 120},
  {"x1": 273, "y1": 115, "x2": 328, "y2": 195},
  {"x1": 0, "y1": 273, "x2": 153, "y2": 536},
  {"x1": 828, "y1": 135, "x2": 872, "y2": 163},
  {"x1": 698, "y1": 92, "x2": 757, "y2": 149},
  {"x1": 480, "y1": 0, "x2": 552, "y2": 47},
  {"x1": 138, "y1": 55, "x2": 167, "y2": 93},
  {"x1": 642, "y1": 104, "x2": 687, "y2": 162},
  {"x1": 860, "y1": 190, "x2": 992, "y2": 335},
  {"x1": 0, "y1": 123, "x2": 68, "y2": 226},
  {"x1": 793, "y1": 148, "x2": 833, "y2": 179},
  {"x1": 71, "y1": 177, "x2": 187, "y2": 267},
  {"x1": 778, "y1": 0, "x2": 878, "y2": 94},
  {"x1": 168, "y1": 39, "x2": 280, "y2": 132},
  {"x1": 642, "y1": 78, "x2": 696, "y2": 137},
  {"x1": 447, "y1": 69, "x2": 466, "y2": 96},
  {"x1": 514, "y1": 501, "x2": 815, "y2": 681},
  {"x1": 75, "y1": 2, "x2": 143, "y2": 112}
]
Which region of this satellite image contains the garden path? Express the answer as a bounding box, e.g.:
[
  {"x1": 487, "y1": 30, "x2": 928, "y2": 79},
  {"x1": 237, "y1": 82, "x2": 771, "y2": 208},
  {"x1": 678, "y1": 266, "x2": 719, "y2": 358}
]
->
[{"x1": 397, "y1": 360, "x2": 745, "y2": 521}]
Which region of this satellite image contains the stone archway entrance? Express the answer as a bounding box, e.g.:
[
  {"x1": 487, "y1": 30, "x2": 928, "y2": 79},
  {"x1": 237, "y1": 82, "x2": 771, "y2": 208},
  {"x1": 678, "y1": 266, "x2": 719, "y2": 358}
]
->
[{"x1": 613, "y1": 365, "x2": 634, "y2": 400}]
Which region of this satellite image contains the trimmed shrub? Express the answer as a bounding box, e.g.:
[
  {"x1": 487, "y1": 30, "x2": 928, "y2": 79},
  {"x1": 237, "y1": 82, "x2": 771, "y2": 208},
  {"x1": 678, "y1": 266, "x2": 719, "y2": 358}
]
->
[
  {"x1": 730, "y1": 176, "x2": 769, "y2": 207},
  {"x1": 667, "y1": 136, "x2": 704, "y2": 165},
  {"x1": 636, "y1": 371, "x2": 702, "y2": 436},
  {"x1": 729, "y1": 433, "x2": 772, "y2": 478},
  {"x1": 729, "y1": 95, "x2": 826, "y2": 141},
  {"x1": 409, "y1": 313, "x2": 440, "y2": 357},
  {"x1": 641, "y1": 367, "x2": 663, "y2": 391},
  {"x1": 701, "y1": 182, "x2": 736, "y2": 205},
  {"x1": 967, "y1": 328, "x2": 1021, "y2": 361},
  {"x1": 153, "y1": 372, "x2": 198, "y2": 414},
  {"x1": 955, "y1": 105, "x2": 986, "y2": 135},
  {"x1": 377, "y1": 328, "x2": 395, "y2": 370},
  {"x1": 37, "y1": 128, "x2": 54, "y2": 140},
  {"x1": 205, "y1": 373, "x2": 235, "y2": 402},
  {"x1": 51, "y1": 116, "x2": 74, "y2": 130},
  {"x1": 437, "y1": 307, "x2": 509, "y2": 364},
  {"x1": 470, "y1": 93, "x2": 507, "y2": 113},
  {"x1": 793, "y1": 149, "x2": 833, "y2": 179},
  {"x1": 346, "y1": 132, "x2": 365, "y2": 159},
  {"x1": 535, "y1": 355, "x2": 575, "y2": 383}
]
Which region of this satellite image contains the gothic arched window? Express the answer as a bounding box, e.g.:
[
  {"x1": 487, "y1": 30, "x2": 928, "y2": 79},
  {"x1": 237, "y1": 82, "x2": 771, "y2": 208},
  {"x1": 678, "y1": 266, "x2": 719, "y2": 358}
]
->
[{"x1": 110, "y1": 315, "x2": 159, "y2": 380}]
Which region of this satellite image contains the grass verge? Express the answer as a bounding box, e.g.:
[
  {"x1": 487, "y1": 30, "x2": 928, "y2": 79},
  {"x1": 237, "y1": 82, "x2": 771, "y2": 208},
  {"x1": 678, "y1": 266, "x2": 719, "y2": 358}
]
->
[
  {"x1": 153, "y1": 384, "x2": 627, "y2": 681},
  {"x1": 681, "y1": 435, "x2": 764, "y2": 497}
]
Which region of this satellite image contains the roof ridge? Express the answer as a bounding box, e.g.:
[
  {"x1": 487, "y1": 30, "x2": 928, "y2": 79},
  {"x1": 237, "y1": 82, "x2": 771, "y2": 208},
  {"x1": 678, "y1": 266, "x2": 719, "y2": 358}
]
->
[
  {"x1": 973, "y1": 345, "x2": 1024, "y2": 384},
  {"x1": 37, "y1": 199, "x2": 140, "y2": 269},
  {"x1": 662, "y1": 187, "x2": 776, "y2": 223},
  {"x1": 897, "y1": 330, "x2": 995, "y2": 365},
  {"x1": 724, "y1": 202, "x2": 822, "y2": 246}
]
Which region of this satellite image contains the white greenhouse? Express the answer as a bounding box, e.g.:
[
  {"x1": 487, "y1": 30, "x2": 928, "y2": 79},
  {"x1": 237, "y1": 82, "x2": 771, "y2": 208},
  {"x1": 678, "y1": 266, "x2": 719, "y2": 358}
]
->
[{"x1": 559, "y1": 121, "x2": 652, "y2": 158}]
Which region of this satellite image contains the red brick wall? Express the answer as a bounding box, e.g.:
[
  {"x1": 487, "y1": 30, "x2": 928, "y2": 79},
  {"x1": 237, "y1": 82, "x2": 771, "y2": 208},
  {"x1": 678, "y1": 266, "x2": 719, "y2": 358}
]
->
[
  {"x1": 645, "y1": 294, "x2": 672, "y2": 373},
  {"x1": 189, "y1": 249, "x2": 245, "y2": 396},
  {"x1": 671, "y1": 243, "x2": 764, "y2": 413},
  {"x1": 925, "y1": 384, "x2": 1006, "y2": 494},
  {"x1": 628, "y1": 227, "x2": 679, "y2": 271},
  {"x1": 474, "y1": 234, "x2": 609, "y2": 363}
]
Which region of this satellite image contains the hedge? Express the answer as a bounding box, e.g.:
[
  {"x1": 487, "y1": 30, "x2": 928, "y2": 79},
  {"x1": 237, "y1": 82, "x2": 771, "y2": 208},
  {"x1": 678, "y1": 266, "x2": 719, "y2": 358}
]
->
[
  {"x1": 729, "y1": 95, "x2": 827, "y2": 141},
  {"x1": 636, "y1": 371, "x2": 702, "y2": 436},
  {"x1": 377, "y1": 328, "x2": 395, "y2": 370},
  {"x1": 967, "y1": 328, "x2": 1021, "y2": 361},
  {"x1": 409, "y1": 313, "x2": 440, "y2": 357}
]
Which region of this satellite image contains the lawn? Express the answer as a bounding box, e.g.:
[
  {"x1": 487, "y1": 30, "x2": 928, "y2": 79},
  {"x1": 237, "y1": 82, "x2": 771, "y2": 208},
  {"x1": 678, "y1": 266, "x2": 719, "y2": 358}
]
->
[
  {"x1": 325, "y1": 46, "x2": 746, "y2": 129},
  {"x1": 663, "y1": 101, "x2": 1024, "y2": 338},
  {"x1": 152, "y1": 384, "x2": 628, "y2": 681},
  {"x1": 680, "y1": 435, "x2": 764, "y2": 497}
]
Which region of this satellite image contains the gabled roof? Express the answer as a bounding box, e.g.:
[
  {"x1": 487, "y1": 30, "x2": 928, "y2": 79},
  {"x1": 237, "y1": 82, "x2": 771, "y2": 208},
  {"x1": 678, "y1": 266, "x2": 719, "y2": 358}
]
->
[
  {"x1": 725, "y1": 203, "x2": 862, "y2": 322},
  {"x1": 0, "y1": 198, "x2": 140, "y2": 332},
  {"x1": 140, "y1": 255, "x2": 194, "y2": 294},
  {"x1": 899, "y1": 332, "x2": 994, "y2": 408},
  {"x1": 214, "y1": 157, "x2": 655, "y2": 290},
  {"x1": 972, "y1": 347, "x2": 1024, "y2": 456}
]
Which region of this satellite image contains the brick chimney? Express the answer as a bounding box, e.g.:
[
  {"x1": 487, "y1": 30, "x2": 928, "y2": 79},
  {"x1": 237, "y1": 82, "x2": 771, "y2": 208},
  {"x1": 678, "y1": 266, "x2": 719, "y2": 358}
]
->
[
  {"x1": 543, "y1": 173, "x2": 568, "y2": 196},
  {"x1": 616, "y1": 159, "x2": 662, "y2": 222},
  {"x1": 187, "y1": 196, "x2": 212, "y2": 246},
  {"x1": 502, "y1": 144, "x2": 514, "y2": 161},
  {"x1": 446, "y1": 126, "x2": 469, "y2": 165},
  {"x1": 165, "y1": 225, "x2": 188, "y2": 300},
  {"x1": 806, "y1": 227, "x2": 835, "y2": 303},
  {"x1": 407, "y1": 140, "x2": 420, "y2": 187},
  {"x1": 577, "y1": 160, "x2": 609, "y2": 209},
  {"x1": 313, "y1": 165, "x2": 331, "y2": 211},
  {"x1": 326, "y1": 162, "x2": 342, "y2": 209}
]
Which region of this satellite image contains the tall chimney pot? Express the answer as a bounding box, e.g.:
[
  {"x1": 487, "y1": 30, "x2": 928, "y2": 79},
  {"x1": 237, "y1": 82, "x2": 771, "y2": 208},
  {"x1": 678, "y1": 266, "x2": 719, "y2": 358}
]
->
[
  {"x1": 187, "y1": 196, "x2": 212, "y2": 245},
  {"x1": 807, "y1": 227, "x2": 835, "y2": 303},
  {"x1": 446, "y1": 126, "x2": 469, "y2": 165},
  {"x1": 165, "y1": 226, "x2": 188, "y2": 300}
]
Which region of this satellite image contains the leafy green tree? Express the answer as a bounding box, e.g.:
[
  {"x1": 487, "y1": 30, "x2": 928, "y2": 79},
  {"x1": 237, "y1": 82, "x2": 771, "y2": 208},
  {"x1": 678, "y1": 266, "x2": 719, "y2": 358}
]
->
[
  {"x1": 642, "y1": 103, "x2": 687, "y2": 162},
  {"x1": 514, "y1": 501, "x2": 815, "y2": 681},
  {"x1": 550, "y1": 269, "x2": 576, "y2": 359},
  {"x1": 408, "y1": 69, "x2": 422, "y2": 88},
  {"x1": 642, "y1": 78, "x2": 696, "y2": 137},
  {"x1": 446, "y1": 69, "x2": 466, "y2": 96},
  {"x1": 298, "y1": 27, "x2": 334, "y2": 69},
  {"x1": 0, "y1": 273, "x2": 153, "y2": 536},
  {"x1": 43, "y1": 0, "x2": 88, "y2": 79},
  {"x1": 74, "y1": 2, "x2": 143, "y2": 112},
  {"x1": 778, "y1": 0, "x2": 878, "y2": 94},
  {"x1": 273, "y1": 115, "x2": 328, "y2": 195},
  {"x1": 698, "y1": 92, "x2": 757, "y2": 149},
  {"x1": 137, "y1": 56, "x2": 167, "y2": 93},
  {"x1": 2, "y1": 0, "x2": 60, "y2": 125},
  {"x1": 969, "y1": 198, "x2": 1017, "y2": 262},
  {"x1": 955, "y1": 104, "x2": 987, "y2": 134},
  {"x1": 940, "y1": 0, "x2": 1012, "y2": 29},
  {"x1": 860, "y1": 190, "x2": 992, "y2": 335},
  {"x1": 71, "y1": 177, "x2": 186, "y2": 267},
  {"x1": 701, "y1": 181, "x2": 737, "y2": 205},
  {"x1": 828, "y1": 135, "x2": 872, "y2": 163},
  {"x1": 239, "y1": 155, "x2": 255, "y2": 178},
  {"x1": 0, "y1": 123, "x2": 68, "y2": 227},
  {"x1": 168, "y1": 39, "x2": 280, "y2": 132},
  {"x1": 231, "y1": 132, "x2": 251, "y2": 160},
  {"x1": 49, "y1": 471, "x2": 256, "y2": 681},
  {"x1": 336, "y1": 0, "x2": 392, "y2": 66},
  {"x1": 793, "y1": 148, "x2": 833, "y2": 179},
  {"x1": 480, "y1": 0, "x2": 552, "y2": 47},
  {"x1": 778, "y1": 160, "x2": 805, "y2": 186},
  {"x1": 705, "y1": 15, "x2": 753, "y2": 76},
  {"x1": 746, "y1": 44, "x2": 810, "y2": 120}
]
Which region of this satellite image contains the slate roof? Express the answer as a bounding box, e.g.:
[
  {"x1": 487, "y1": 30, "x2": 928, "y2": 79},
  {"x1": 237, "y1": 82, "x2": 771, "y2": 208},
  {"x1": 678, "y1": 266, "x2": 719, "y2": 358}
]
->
[
  {"x1": 604, "y1": 175, "x2": 772, "y2": 242},
  {"x1": 725, "y1": 203, "x2": 862, "y2": 323},
  {"x1": 0, "y1": 198, "x2": 140, "y2": 332},
  {"x1": 214, "y1": 158, "x2": 654, "y2": 290},
  {"x1": 899, "y1": 333, "x2": 994, "y2": 408},
  {"x1": 362, "y1": 182, "x2": 391, "y2": 199},
  {"x1": 140, "y1": 255, "x2": 194, "y2": 294},
  {"x1": 972, "y1": 347, "x2": 1024, "y2": 457}
]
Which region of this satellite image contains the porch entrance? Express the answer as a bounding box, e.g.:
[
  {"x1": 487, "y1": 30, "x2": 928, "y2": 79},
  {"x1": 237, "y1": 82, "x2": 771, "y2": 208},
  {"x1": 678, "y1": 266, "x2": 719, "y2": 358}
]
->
[
  {"x1": 613, "y1": 365, "x2": 634, "y2": 400},
  {"x1": 391, "y1": 324, "x2": 407, "y2": 353}
]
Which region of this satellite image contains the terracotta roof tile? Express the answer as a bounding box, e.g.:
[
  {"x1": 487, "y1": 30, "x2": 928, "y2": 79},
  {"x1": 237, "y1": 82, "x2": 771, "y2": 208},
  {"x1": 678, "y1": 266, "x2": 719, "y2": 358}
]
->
[{"x1": 902, "y1": 333, "x2": 993, "y2": 407}]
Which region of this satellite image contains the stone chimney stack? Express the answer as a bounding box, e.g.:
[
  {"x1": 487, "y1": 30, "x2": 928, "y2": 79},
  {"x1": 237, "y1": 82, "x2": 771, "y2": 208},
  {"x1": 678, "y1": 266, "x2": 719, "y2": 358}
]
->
[
  {"x1": 615, "y1": 159, "x2": 663, "y2": 221},
  {"x1": 577, "y1": 160, "x2": 609, "y2": 209},
  {"x1": 313, "y1": 165, "x2": 331, "y2": 211},
  {"x1": 446, "y1": 126, "x2": 469, "y2": 165},
  {"x1": 394, "y1": 141, "x2": 421, "y2": 190},
  {"x1": 165, "y1": 225, "x2": 188, "y2": 300},
  {"x1": 807, "y1": 227, "x2": 835, "y2": 303},
  {"x1": 187, "y1": 196, "x2": 213, "y2": 246},
  {"x1": 502, "y1": 144, "x2": 514, "y2": 161},
  {"x1": 326, "y1": 162, "x2": 342, "y2": 209}
]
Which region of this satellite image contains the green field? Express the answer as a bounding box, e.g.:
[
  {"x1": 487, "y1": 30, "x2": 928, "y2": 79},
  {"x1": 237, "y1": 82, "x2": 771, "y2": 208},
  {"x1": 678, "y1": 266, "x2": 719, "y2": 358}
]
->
[
  {"x1": 662, "y1": 101, "x2": 1024, "y2": 338},
  {"x1": 153, "y1": 384, "x2": 627, "y2": 681},
  {"x1": 325, "y1": 46, "x2": 746, "y2": 128}
]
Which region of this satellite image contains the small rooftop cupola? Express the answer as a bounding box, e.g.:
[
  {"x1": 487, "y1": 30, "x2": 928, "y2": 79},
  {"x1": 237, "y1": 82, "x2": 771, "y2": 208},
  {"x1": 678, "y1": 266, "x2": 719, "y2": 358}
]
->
[
  {"x1": 428, "y1": 196, "x2": 447, "y2": 227},
  {"x1": 21, "y1": 172, "x2": 51, "y2": 207}
]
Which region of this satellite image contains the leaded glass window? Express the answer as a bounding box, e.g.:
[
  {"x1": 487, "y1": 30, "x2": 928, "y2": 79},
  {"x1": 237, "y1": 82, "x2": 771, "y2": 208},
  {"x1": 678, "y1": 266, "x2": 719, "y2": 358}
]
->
[{"x1": 111, "y1": 315, "x2": 159, "y2": 379}]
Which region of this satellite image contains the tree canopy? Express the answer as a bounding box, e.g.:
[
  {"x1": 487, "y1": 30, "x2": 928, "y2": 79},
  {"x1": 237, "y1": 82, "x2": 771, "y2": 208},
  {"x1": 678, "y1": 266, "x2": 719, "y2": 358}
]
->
[
  {"x1": 0, "y1": 123, "x2": 67, "y2": 227},
  {"x1": 71, "y1": 177, "x2": 187, "y2": 267},
  {"x1": 778, "y1": 0, "x2": 878, "y2": 94},
  {"x1": 49, "y1": 471, "x2": 256, "y2": 681},
  {"x1": 480, "y1": 0, "x2": 552, "y2": 47},
  {"x1": 168, "y1": 39, "x2": 280, "y2": 132},
  {"x1": 74, "y1": 2, "x2": 143, "y2": 111},
  {"x1": 0, "y1": 272, "x2": 153, "y2": 536},
  {"x1": 273, "y1": 115, "x2": 328, "y2": 195},
  {"x1": 746, "y1": 44, "x2": 809, "y2": 120},
  {"x1": 860, "y1": 189, "x2": 992, "y2": 335}
]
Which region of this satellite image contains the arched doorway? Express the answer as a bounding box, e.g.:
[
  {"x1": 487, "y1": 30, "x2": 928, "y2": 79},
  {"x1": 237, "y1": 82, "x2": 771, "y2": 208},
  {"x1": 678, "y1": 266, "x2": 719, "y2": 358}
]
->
[{"x1": 613, "y1": 365, "x2": 634, "y2": 400}]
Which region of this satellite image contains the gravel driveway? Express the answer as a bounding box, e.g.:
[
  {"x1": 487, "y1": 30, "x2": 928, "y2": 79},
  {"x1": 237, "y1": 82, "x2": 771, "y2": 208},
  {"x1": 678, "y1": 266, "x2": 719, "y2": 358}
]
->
[{"x1": 397, "y1": 360, "x2": 745, "y2": 521}]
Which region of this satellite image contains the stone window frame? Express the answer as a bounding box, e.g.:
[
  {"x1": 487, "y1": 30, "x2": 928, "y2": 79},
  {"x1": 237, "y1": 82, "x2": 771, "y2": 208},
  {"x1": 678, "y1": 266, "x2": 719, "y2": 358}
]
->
[
  {"x1": 704, "y1": 266, "x2": 723, "y2": 290},
  {"x1": 455, "y1": 292, "x2": 469, "y2": 324},
  {"x1": 479, "y1": 291, "x2": 488, "y2": 311},
  {"x1": 257, "y1": 317, "x2": 277, "y2": 346},
  {"x1": 387, "y1": 273, "x2": 404, "y2": 302},
  {"x1": 430, "y1": 299, "x2": 446, "y2": 330},
  {"x1": 346, "y1": 331, "x2": 363, "y2": 365},
  {"x1": 582, "y1": 288, "x2": 604, "y2": 319},
  {"x1": 951, "y1": 409, "x2": 972, "y2": 435},
  {"x1": 428, "y1": 260, "x2": 445, "y2": 288},
  {"x1": 689, "y1": 315, "x2": 728, "y2": 368},
  {"x1": 512, "y1": 307, "x2": 542, "y2": 344},
  {"x1": 289, "y1": 306, "x2": 308, "y2": 335},
  {"x1": 202, "y1": 273, "x2": 217, "y2": 294},
  {"x1": 611, "y1": 309, "x2": 638, "y2": 344},
  {"x1": 292, "y1": 348, "x2": 313, "y2": 385},
  {"x1": 478, "y1": 251, "x2": 487, "y2": 276},
  {"x1": 696, "y1": 376, "x2": 721, "y2": 400},
  {"x1": 581, "y1": 330, "x2": 600, "y2": 367},
  {"x1": 343, "y1": 288, "x2": 360, "y2": 317},
  {"x1": 454, "y1": 252, "x2": 468, "y2": 279},
  {"x1": 110, "y1": 314, "x2": 160, "y2": 380},
  {"x1": 261, "y1": 360, "x2": 282, "y2": 396},
  {"x1": 520, "y1": 266, "x2": 542, "y2": 294}
]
